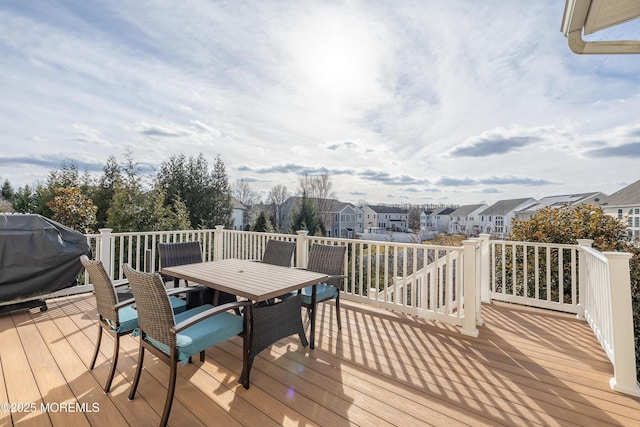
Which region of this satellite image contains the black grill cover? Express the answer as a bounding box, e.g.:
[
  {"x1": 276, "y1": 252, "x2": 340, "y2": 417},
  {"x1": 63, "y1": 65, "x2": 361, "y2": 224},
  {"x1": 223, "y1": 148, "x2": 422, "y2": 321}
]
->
[{"x1": 0, "y1": 214, "x2": 90, "y2": 302}]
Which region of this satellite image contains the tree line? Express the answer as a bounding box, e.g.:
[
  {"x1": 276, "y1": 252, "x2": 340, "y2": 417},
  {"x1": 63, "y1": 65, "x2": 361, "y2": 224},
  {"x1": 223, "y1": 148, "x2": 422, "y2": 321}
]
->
[{"x1": 0, "y1": 152, "x2": 335, "y2": 236}]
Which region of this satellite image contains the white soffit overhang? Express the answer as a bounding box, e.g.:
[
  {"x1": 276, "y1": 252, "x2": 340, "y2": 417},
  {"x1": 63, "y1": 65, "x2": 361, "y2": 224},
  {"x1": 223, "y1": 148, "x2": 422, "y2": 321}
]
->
[{"x1": 561, "y1": 0, "x2": 640, "y2": 54}]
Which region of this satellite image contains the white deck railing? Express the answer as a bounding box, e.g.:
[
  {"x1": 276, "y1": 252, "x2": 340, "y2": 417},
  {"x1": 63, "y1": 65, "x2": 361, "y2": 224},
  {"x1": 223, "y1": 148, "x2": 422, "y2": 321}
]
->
[
  {"x1": 488, "y1": 238, "x2": 580, "y2": 313},
  {"x1": 80, "y1": 227, "x2": 638, "y2": 395},
  {"x1": 579, "y1": 242, "x2": 640, "y2": 396}
]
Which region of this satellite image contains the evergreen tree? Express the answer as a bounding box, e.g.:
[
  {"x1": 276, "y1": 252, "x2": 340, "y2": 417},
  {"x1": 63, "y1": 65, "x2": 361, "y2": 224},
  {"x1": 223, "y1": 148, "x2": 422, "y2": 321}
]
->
[
  {"x1": 291, "y1": 191, "x2": 321, "y2": 235},
  {"x1": 105, "y1": 153, "x2": 144, "y2": 232},
  {"x1": 158, "y1": 153, "x2": 213, "y2": 228},
  {"x1": 138, "y1": 183, "x2": 191, "y2": 232},
  {"x1": 1, "y1": 179, "x2": 14, "y2": 201},
  {"x1": 208, "y1": 154, "x2": 233, "y2": 228},
  {"x1": 13, "y1": 185, "x2": 37, "y2": 213},
  {"x1": 92, "y1": 155, "x2": 122, "y2": 228},
  {"x1": 252, "y1": 209, "x2": 274, "y2": 232}
]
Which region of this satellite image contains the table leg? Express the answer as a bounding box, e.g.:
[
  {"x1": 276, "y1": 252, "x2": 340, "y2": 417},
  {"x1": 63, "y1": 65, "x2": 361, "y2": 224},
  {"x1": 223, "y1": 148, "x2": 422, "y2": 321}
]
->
[{"x1": 310, "y1": 284, "x2": 317, "y2": 349}]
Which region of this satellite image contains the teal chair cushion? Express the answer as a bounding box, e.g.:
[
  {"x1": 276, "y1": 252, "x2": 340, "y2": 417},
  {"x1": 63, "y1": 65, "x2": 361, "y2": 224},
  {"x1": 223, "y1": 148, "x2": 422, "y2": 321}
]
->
[
  {"x1": 169, "y1": 295, "x2": 188, "y2": 314},
  {"x1": 110, "y1": 296, "x2": 187, "y2": 333},
  {"x1": 147, "y1": 304, "x2": 244, "y2": 363},
  {"x1": 300, "y1": 283, "x2": 338, "y2": 305},
  {"x1": 113, "y1": 305, "x2": 138, "y2": 332}
]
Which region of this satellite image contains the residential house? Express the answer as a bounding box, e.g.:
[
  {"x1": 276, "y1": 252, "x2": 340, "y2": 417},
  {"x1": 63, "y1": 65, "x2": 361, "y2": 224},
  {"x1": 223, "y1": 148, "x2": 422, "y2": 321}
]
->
[
  {"x1": 478, "y1": 198, "x2": 535, "y2": 238},
  {"x1": 231, "y1": 197, "x2": 247, "y2": 230},
  {"x1": 447, "y1": 204, "x2": 488, "y2": 236},
  {"x1": 419, "y1": 208, "x2": 434, "y2": 231},
  {"x1": 281, "y1": 196, "x2": 359, "y2": 237},
  {"x1": 600, "y1": 179, "x2": 640, "y2": 240},
  {"x1": 362, "y1": 205, "x2": 408, "y2": 232},
  {"x1": 515, "y1": 192, "x2": 606, "y2": 221},
  {"x1": 352, "y1": 205, "x2": 365, "y2": 233},
  {"x1": 420, "y1": 207, "x2": 455, "y2": 233},
  {"x1": 325, "y1": 200, "x2": 359, "y2": 238}
]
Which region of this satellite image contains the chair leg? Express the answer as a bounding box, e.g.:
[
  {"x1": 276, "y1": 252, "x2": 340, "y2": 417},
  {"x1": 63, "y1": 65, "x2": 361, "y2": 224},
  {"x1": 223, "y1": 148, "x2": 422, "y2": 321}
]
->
[
  {"x1": 335, "y1": 294, "x2": 342, "y2": 330},
  {"x1": 128, "y1": 344, "x2": 145, "y2": 400},
  {"x1": 200, "y1": 350, "x2": 205, "y2": 362},
  {"x1": 160, "y1": 361, "x2": 178, "y2": 427},
  {"x1": 89, "y1": 325, "x2": 103, "y2": 370},
  {"x1": 103, "y1": 334, "x2": 120, "y2": 393}
]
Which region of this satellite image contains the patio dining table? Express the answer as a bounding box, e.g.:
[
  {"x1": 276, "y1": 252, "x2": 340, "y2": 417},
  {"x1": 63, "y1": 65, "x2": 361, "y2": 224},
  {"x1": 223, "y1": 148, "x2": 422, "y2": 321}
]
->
[{"x1": 160, "y1": 258, "x2": 329, "y2": 357}]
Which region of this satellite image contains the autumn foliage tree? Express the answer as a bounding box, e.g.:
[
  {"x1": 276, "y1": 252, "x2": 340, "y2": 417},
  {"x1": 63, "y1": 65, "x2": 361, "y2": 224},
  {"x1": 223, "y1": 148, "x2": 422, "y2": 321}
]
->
[
  {"x1": 510, "y1": 204, "x2": 627, "y2": 251},
  {"x1": 47, "y1": 187, "x2": 97, "y2": 233}
]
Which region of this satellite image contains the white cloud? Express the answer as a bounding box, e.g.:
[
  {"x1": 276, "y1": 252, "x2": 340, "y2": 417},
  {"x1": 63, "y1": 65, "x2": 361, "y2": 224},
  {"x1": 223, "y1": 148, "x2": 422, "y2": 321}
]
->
[{"x1": 2, "y1": 0, "x2": 640, "y2": 205}]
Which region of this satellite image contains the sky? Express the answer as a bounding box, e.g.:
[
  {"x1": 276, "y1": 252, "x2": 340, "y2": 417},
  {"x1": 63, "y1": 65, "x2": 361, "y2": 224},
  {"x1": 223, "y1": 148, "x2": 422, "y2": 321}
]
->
[{"x1": 2, "y1": 0, "x2": 640, "y2": 207}]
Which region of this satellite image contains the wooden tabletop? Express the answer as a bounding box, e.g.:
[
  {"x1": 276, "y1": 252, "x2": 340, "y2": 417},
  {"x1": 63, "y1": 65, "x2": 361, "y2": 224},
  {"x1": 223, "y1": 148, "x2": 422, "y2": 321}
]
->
[{"x1": 161, "y1": 258, "x2": 329, "y2": 302}]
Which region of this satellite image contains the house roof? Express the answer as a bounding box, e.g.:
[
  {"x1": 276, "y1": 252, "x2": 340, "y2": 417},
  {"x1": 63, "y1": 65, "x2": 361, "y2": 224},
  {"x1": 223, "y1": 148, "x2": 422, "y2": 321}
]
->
[
  {"x1": 600, "y1": 179, "x2": 640, "y2": 206},
  {"x1": 432, "y1": 207, "x2": 455, "y2": 216},
  {"x1": 518, "y1": 192, "x2": 603, "y2": 213},
  {"x1": 561, "y1": 0, "x2": 640, "y2": 54},
  {"x1": 479, "y1": 198, "x2": 535, "y2": 216},
  {"x1": 366, "y1": 205, "x2": 407, "y2": 214},
  {"x1": 231, "y1": 197, "x2": 247, "y2": 210},
  {"x1": 449, "y1": 204, "x2": 487, "y2": 217}
]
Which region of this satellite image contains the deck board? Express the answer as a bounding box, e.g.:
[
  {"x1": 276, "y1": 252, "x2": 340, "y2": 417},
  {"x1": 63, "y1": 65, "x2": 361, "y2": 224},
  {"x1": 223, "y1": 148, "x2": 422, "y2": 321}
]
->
[{"x1": 1, "y1": 293, "x2": 639, "y2": 426}]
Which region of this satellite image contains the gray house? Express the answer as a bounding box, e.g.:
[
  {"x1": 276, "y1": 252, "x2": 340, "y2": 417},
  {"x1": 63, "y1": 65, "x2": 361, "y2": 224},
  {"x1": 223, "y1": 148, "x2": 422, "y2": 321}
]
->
[
  {"x1": 362, "y1": 205, "x2": 408, "y2": 232},
  {"x1": 447, "y1": 204, "x2": 487, "y2": 236},
  {"x1": 478, "y1": 198, "x2": 535, "y2": 238},
  {"x1": 600, "y1": 179, "x2": 640, "y2": 241}
]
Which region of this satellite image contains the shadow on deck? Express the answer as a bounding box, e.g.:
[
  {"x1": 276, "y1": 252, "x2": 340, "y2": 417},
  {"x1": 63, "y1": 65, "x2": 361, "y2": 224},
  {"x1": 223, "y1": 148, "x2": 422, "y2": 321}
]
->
[{"x1": 1, "y1": 293, "x2": 639, "y2": 426}]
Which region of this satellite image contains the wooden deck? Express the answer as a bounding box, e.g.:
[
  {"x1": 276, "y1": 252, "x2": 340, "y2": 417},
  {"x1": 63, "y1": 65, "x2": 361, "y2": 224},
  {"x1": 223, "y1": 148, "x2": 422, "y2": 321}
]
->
[{"x1": 1, "y1": 294, "x2": 640, "y2": 427}]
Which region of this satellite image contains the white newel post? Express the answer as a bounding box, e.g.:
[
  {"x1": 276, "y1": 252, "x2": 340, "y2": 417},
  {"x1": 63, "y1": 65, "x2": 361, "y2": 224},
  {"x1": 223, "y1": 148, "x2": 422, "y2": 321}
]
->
[
  {"x1": 576, "y1": 239, "x2": 593, "y2": 320},
  {"x1": 604, "y1": 251, "x2": 640, "y2": 397},
  {"x1": 98, "y1": 228, "x2": 112, "y2": 276},
  {"x1": 479, "y1": 233, "x2": 491, "y2": 303},
  {"x1": 213, "y1": 226, "x2": 225, "y2": 261},
  {"x1": 295, "y1": 230, "x2": 309, "y2": 268},
  {"x1": 461, "y1": 239, "x2": 479, "y2": 337}
]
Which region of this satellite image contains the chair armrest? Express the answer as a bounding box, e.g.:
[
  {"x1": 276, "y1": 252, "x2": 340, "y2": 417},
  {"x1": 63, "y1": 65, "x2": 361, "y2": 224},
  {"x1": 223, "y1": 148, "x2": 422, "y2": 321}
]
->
[
  {"x1": 112, "y1": 279, "x2": 130, "y2": 289},
  {"x1": 114, "y1": 297, "x2": 136, "y2": 310},
  {"x1": 328, "y1": 274, "x2": 347, "y2": 280},
  {"x1": 171, "y1": 300, "x2": 251, "y2": 334},
  {"x1": 165, "y1": 287, "x2": 204, "y2": 297}
]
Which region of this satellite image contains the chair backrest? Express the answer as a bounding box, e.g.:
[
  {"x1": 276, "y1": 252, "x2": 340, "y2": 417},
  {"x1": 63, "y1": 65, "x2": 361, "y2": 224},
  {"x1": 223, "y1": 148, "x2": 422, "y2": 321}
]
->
[
  {"x1": 158, "y1": 241, "x2": 203, "y2": 269},
  {"x1": 307, "y1": 244, "x2": 347, "y2": 287},
  {"x1": 80, "y1": 255, "x2": 119, "y2": 323},
  {"x1": 261, "y1": 240, "x2": 296, "y2": 267},
  {"x1": 122, "y1": 264, "x2": 177, "y2": 348}
]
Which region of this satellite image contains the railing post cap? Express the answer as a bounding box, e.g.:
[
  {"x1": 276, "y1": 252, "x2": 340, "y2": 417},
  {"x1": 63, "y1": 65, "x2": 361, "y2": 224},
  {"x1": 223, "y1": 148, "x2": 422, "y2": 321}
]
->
[
  {"x1": 215, "y1": 225, "x2": 225, "y2": 230},
  {"x1": 576, "y1": 239, "x2": 593, "y2": 247},
  {"x1": 603, "y1": 251, "x2": 633, "y2": 260},
  {"x1": 98, "y1": 228, "x2": 112, "y2": 233},
  {"x1": 296, "y1": 230, "x2": 309, "y2": 237}
]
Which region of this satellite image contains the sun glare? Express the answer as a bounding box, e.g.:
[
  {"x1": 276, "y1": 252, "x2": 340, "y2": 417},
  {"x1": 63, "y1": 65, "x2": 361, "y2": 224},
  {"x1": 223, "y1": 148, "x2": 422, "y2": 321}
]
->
[{"x1": 289, "y1": 9, "x2": 383, "y2": 107}]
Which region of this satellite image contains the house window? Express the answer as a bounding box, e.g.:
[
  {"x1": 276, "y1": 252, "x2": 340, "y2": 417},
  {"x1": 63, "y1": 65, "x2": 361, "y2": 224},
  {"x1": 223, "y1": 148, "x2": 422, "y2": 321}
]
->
[
  {"x1": 618, "y1": 209, "x2": 623, "y2": 219},
  {"x1": 635, "y1": 217, "x2": 639, "y2": 228},
  {"x1": 629, "y1": 218, "x2": 633, "y2": 227},
  {"x1": 636, "y1": 209, "x2": 640, "y2": 215}
]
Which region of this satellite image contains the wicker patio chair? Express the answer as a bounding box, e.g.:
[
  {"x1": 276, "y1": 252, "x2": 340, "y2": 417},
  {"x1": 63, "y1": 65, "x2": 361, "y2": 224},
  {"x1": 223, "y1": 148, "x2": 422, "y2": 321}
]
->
[
  {"x1": 80, "y1": 255, "x2": 187, "y2": 393},
  {"x1": 260, "y1": 239, "x2": 296, "y2": 266},
  {"x1": 158, "y1": 241, "x2": 238, "y2": 308},
  {"x1": 122, "y1": 264, "x2": 251, "y2": 427},
  {"x1": 243, "y1": 293, "x2": 308, "y2": 384},
  {"x1": 298, "y1": 244, "x2": 347, "y2": 329}
]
